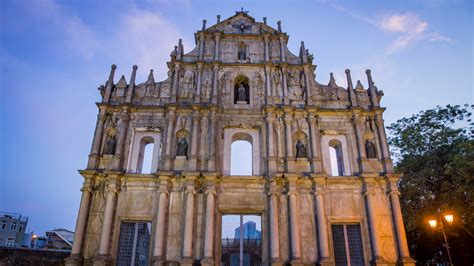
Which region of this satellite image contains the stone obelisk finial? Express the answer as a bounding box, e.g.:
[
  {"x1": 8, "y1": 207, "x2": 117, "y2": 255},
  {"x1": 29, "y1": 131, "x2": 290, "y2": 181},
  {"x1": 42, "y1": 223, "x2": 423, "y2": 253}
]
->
[
  {"x1": 366, "y1": 69, "x2": 379, "y2": 107},
  {"x1": 345, "y1": 69, "x2": 358, "y2": 107},
  {"x1": 277, "y1": 21, "x2": 282, "y2": 32},
  {"x1": 103, "y1": 64, "x2": 116, "y2": 103},
  {"x1": 125, "y1": 65, "x2": 138, "y2": 103},
  {"x1": 217, "y1": 15, "x2": 221, "y2": 23}
]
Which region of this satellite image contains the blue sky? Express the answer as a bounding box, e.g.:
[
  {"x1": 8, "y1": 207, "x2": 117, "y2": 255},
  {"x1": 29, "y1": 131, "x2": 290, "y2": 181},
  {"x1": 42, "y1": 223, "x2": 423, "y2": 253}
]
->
[{"x1": 0, "y1": 0, "x2": 472, "y2": 235}]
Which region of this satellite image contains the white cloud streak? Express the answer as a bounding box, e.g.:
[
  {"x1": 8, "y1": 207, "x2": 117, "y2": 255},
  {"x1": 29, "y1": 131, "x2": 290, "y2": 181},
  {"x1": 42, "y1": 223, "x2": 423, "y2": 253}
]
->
[{"x1": 379, "y1": 12, "x2": 451, "y2": 53}]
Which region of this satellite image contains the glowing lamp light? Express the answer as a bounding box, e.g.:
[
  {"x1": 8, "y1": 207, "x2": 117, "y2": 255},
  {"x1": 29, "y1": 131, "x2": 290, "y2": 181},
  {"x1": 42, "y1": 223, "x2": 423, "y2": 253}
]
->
[
  {"x1": 428, "y1": 219, "x2": 437, "y2": 229},
  {"x1": 32, "y1": 234, "x2": 38, "y2": 239},
  {"x1": 444, "y1": 214, "x2": 454, "y2": 225}
]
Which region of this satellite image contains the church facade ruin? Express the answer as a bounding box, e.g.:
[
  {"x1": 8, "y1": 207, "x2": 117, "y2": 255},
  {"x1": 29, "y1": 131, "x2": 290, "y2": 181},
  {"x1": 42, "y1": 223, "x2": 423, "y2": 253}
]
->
[{"x1": 66, "y1": 11, "x2": 415, "y2": 266}]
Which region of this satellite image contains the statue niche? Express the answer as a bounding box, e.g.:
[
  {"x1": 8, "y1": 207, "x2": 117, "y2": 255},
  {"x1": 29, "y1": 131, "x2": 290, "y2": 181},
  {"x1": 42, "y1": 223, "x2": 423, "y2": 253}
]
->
[
  {"x1": 237, "y1": 42, "x2": 247, "y2": 61},
  {"x1": 365, "y1": 140, "x2": 377, "y2": 159},
  {"x1": 234, "y1": 75, "x2": 250, "y2": 104}
]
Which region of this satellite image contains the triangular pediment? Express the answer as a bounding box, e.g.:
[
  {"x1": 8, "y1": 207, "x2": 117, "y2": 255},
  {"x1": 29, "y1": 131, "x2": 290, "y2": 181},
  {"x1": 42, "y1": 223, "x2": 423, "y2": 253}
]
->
[{"x1": 206, "y1": 11, "x2": 278, "y2": 34}]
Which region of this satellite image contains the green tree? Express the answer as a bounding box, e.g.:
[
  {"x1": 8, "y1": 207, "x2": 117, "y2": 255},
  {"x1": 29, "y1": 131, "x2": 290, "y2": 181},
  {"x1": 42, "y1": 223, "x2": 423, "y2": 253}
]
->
[{"x1": 387, "y1": 104, "x2": 474, "y2": 265}]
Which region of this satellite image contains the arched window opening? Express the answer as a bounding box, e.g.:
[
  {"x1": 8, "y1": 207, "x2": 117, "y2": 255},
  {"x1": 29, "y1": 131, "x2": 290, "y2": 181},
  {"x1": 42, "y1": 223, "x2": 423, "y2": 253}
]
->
[
  {"x1": 234, "y1": 75, "x2": 250, "y2": 104},
  {"x1": 137, "y1": 137, "x2": 154, "y2": 174},
  {"x1": 329, "y1": 140, "x2": 345, "y2": 176},
  {"x1": 231, "y1": 140, "x2": 252, "y2": 176}
]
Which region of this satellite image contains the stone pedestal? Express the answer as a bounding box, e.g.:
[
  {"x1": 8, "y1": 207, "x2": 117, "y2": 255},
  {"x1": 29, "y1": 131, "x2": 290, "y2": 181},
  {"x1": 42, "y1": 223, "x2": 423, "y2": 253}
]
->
[
  {"x1": 360, "y1": 158, "x2": 383, "y2": 173},
  {"x1": 64, "y1": 255, "x2": 82, "y2": 266},
  {"x1": 174, "y1": 156, "x2": 187, "y2": 170},
  {"x1": 92, "y1": 255, "x2": 111, "y2": 266}
]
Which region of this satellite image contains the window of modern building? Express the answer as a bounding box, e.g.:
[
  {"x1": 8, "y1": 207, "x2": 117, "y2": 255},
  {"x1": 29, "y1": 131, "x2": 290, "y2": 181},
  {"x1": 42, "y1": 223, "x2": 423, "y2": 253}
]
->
[
  {"x1": 331, "y1": 224, "x2": 365, "y2": 266},
  {"x1": 117, "y1": 221, "x2": 151, "y2": 266},
  {"x1": 5, "y1": 237, "x2": 15, "y2": 247},
  {"x1": 1, "y1": 222, "x2": 6, "y2": 230},
  {"x1": 10, "y1": 222, "x2": 17, "y2": 231}
]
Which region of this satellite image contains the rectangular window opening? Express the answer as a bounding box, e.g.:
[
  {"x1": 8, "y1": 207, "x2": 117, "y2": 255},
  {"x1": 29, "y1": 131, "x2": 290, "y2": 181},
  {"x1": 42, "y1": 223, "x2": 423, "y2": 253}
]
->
[
  {"x1": 332, "y1": 224, "x2": 365, "y2": 266},
  {"x1": 117, "y1": 221, "x2": 151, "y2": 266},
  {"x1": 221, "y1": 214, "x2": 262, "y2": 266}
]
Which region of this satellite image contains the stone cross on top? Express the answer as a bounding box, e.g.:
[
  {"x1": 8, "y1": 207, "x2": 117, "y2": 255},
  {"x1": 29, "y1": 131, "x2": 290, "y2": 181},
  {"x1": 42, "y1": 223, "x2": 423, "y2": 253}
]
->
[{"x1": 236, "y1": 7, "x2": 249, "y2": 14}]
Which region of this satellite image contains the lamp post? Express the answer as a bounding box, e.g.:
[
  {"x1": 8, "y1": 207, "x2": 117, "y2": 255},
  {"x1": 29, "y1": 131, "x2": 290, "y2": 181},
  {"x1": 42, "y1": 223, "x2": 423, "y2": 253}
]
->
[{"x1": 428, "y1": 209, "x2": 454, "y2": 266}]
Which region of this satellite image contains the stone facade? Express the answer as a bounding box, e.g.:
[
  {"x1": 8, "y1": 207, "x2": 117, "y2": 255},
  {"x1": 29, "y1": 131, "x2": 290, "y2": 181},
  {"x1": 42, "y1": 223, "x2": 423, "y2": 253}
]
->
[{"x1": 66, "y1": 11, "x2": 415, "y2": 266}]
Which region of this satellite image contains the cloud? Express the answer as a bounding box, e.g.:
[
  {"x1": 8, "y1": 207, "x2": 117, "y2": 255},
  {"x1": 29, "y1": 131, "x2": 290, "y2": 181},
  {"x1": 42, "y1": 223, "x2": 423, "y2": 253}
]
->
[
  {"x1": 22, "y1": 0, "x2": 99, "y2": 59},
  {"x1": 110, "y1": 9, "x2": 187, "y2": 81},
  {"x1": 379, "y1": 13, "x2": 451, "y2": 53}
]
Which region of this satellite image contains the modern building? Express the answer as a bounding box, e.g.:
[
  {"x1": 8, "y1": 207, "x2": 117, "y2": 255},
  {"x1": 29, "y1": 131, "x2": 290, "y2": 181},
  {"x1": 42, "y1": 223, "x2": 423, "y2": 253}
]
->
[
  {"x1": 45, "y1": 228, "x2": 74, "y2": 250},
  {"x1": 234, "y1": 221, "x2": 261, "y2": 240},
  {"x1": 66, "y1": 10, "x2": 415, "y2": 266},
  {"x1": 0, "y1": 212, "x2": 28, "y2": 248}
]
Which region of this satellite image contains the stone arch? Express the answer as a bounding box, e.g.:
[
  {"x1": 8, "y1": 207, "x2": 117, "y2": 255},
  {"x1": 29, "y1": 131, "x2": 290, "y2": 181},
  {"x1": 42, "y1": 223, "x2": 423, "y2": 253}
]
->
[
  {"x1": 223, "y1": 128, "x2": 261, "y2": 176},
  {"x1": 234, "y1": 75, "x2": 250, "y2": 104},
  {"x1": 321, "y1": 134, "x2": 351, "y2": 176},
  {"x1": 127, "y1": 128, "x2": 162, "y2": 174}
]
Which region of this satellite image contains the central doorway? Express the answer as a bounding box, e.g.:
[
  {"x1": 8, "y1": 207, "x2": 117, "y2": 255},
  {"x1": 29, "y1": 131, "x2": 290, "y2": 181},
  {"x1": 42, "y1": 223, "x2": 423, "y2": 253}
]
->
[{"x1": 221, "y1": 214, "x2": 262, "y2": 266}]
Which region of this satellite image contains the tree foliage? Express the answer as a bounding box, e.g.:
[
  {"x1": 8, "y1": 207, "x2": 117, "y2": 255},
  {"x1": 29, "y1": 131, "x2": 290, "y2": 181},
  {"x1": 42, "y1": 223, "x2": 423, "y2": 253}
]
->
[{"x1": 387, "y1": 104, "x2": 474, "y2": 265}]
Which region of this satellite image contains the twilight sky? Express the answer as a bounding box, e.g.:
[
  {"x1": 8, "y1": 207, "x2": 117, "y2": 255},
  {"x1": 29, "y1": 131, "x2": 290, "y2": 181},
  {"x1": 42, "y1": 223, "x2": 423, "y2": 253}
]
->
[{"x1": 0, "y1": 0, "x2": 472, "y2": 235}]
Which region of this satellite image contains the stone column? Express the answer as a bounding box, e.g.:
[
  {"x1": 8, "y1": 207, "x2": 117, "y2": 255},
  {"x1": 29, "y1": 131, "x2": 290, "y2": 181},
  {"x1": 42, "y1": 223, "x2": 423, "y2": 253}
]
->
[
  {"x1": 96, "y1": 177, "x2": 119, "y2": 261},
  {"x1": 281, "y1": 66, "x2": 289, "y2": 105},
  {"x1": 267, "y1": 115, "x2": 277, "y2": 174},
  {"x1": 364, "y1": 179, "x2": 383, "y2": 263},
  {"x1": 264, "y1": 34, "x2": 270, "y2": 62},
  {"x1": 112, "y1": 109, "x2": 130, "y2": 170},
  {"x1": 182, "y1": 177, "x2": 196, "y2": 259},
  {"x1": 68, "y1": 177, "x2": 93, "y2": 259},
  {"x1": 353, "y1": 116, "x2": 367, "y2": 159},
  {"x1": 265, "y1": 65, "x2": 272, "y2": 104},
  {"x1": 87, "y1": 107, "x2": 107, "y2": 169},
  {"x1": 199, "y1": 114, "x2": 209, "y2": 171},
  {"x1": 211, "y1": 64, "x2": 219, "y2": 104},
  {"x1": 279, "y1": 36, "x2": 286, "y2": 62},
  {"x1": 171, "y1": 63, "x2": 180, "y2": 103},
  {"x1": 188, "y1": 110, "x2": 199, "y2": 171},
  {"x1": 268, "y1": 181, "x2": 281, "y2": 262},
  {"x1": 208, "y1": 110, "x2": 217, "y2": 171},
  {"x1": 308, "y1": 113, "x2": 322, "y2": 173},
  {"x1": 153, "y1": 180, "x2": 169, "y2": 262},
  {"x1": 195, "y1": 63, "x2": 203, "y2": 103},
  {"x1": 284, "y1": 113, "x2": 293, "y2": 158},
  {"x1": 203, "y1": 185, "x2": 216, "y2": 261},
  {"x1": 375, "y1": 114, "x2": 394, "y2": 173},
  {"x1": 198, "y1": 34, "x2": 205, "y2": 60},
  {"x1": 387, "y1": 176, "x2": 414, "y2": 264},
  {"x1": 214, "y1": 33, "x2": 220, "y2": 60},
  {"x1": 163, "y1": 109, "x2": 176, "y2": 170},
  {"x1": 302, "y1": 66, "x2": 311, "y2": 105},
  {"x1": 314, "y1": 177, "x2": 330, "y2": 263},
  {"x1": 288, "y1": 181, "x2": 301, "y2": 261}
]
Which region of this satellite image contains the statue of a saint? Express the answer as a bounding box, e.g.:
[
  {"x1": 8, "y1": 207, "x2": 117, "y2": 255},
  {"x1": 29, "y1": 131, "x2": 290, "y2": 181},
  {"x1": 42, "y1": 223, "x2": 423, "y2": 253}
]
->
[
  {"x1": 295, "y1": 140, "x2": 307, "y2": 158},
  {"x1": 238, "y1": 44, "x2": 246, "y2": 60},
  {"x1": 177, "y1": 137, "x2": 188, "y2": 157},
  {"x1": 104, "y1": 135, "x2": 117, "y2": 155},
  {"x1": 365, "y1": 140, "x2": 376, "y2": 159},
  {"x1": 237, "y1": 83, "x2": 247, "y2": 102}
]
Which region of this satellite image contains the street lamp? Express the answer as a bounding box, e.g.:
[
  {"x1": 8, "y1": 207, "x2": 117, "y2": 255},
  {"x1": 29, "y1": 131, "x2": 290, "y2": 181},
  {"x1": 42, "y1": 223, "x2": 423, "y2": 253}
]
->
[{"x1": 428, "y1": 209, "x2": 454, "y2": 266}]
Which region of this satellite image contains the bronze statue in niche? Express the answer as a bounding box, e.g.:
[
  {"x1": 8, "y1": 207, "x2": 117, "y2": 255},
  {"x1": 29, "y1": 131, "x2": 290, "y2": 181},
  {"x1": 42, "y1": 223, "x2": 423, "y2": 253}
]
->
[
  {"x1": 177, "y1": 137, "x2": 189, "y2": 157},
  {"x1": 295, "y1": 140, "x2": 307, "y2": 158},
  {"x1": 238, "y1": 42, "x2": 247, "y2": 60},
  {"x1": 365, "y1": 140, "x2": 377, "y2": 159},
  {"x1": 104, "y1": 135, "x2": 117, "y2": 155},
  {"x1": 234, "y1": 75, "x2": 250, "y2": 104}
]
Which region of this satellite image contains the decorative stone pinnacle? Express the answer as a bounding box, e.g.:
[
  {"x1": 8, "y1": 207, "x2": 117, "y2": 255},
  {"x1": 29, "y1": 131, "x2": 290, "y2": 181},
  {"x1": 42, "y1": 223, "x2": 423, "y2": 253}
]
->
[
  {"x1": 366, "y1": 69, "x2": 371, "y2": 74},
  {"x1": 202, "y1": 19, "x2": 207, "y2": 31},
  {"x1": 277, "y1": 21, "x2": 282, "y2": 32},
  {"x1": 345, "y1": 69, "x2": 350, "y2": 73},
  {"x1": 111, "y1": 64, "x2": 117, "y2": 69},
  {"x1": 263, "y1": 17, "x2": 267, "y2": 24},
  {"x1": 217, "y1": 15, "x2": 220, "y2": 23},
  {"x1": 133, "y1": 65, "x2": 138, "y2": 70}
]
